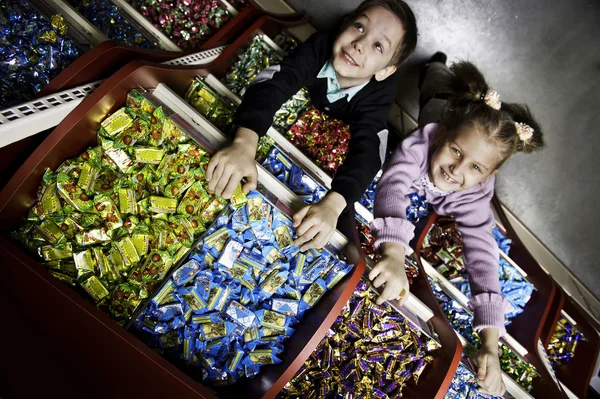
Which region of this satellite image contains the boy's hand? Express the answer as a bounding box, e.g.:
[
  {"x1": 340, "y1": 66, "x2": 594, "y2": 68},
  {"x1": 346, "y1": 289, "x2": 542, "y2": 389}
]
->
[
  {"x1": 292, "y1": 192, "x2": 346, "y2": 251},
  {"x1": 477, "y1": 328, "x2": 506, "y2": 397},
  {"x1": 368, "y1": 242, "x2": 409, "y2": 305},
  {"x1": 206, "y1": 127, "x2": 259, "y2": 199}
]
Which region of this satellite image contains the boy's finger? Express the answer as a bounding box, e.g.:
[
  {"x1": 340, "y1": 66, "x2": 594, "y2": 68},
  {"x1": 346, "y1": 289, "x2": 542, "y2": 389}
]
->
[
  {"x1": 304, "y1": 231, "x2": 327, "y2": 251},
  {"x1": 207, "y1": 162, "x2": 225, "y2": 193},
  {"x1": 222, "y1": 174, "x2": 241, "y2": 200},
  {"x1": 294, "y1": 225, "x2": 319, "y2": 247},
  {"x1": 213, "y1": 169, "x2": 232, "y2": 197},
  {"x1": 206, "y1": 153, "x2": 220, "y2": 181},
  {"x1": 295, "y1": 215, "x2": 317, "y2": 236},
  {"x1": 292, "y1": 206, "x2": 310, "y2": 227},
  {"x1": 242, "y1": 171, "x2": 258, "y2": 193}
]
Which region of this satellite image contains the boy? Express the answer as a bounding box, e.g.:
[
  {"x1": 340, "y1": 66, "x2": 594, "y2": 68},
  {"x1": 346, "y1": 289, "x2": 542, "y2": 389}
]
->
[{"x1": 207, "y1": 0, "x2": 418, "y2": 250}]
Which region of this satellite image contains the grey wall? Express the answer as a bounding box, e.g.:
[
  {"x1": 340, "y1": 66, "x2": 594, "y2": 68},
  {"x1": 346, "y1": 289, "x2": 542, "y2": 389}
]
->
[{"x1": 286, "y1": 0, "x2": 600, "y2": 298}]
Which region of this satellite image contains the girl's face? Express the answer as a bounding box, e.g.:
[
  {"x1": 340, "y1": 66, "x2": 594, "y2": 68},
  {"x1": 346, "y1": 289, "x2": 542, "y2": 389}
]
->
[
  {"x1": 430, "y1": 126, "x2": 502, "y2": 192},
  {"x1": 332, "y1": 6, "x2": 404, "y2": 87}
]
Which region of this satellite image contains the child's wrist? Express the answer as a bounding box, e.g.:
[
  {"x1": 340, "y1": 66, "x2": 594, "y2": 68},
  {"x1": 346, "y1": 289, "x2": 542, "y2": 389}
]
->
[
  {"x1": 381, "y1": 242, "x2": 405, "y2": 258},
  {"x1": 233, "y1": 127, "x2": 259, "y2": 155},
  {"x1": 480, "y1": 327, "x2": 500, "y2": 350},
  {"x1": 321, "y1": 192, "x2": 347, "y2": 216}
]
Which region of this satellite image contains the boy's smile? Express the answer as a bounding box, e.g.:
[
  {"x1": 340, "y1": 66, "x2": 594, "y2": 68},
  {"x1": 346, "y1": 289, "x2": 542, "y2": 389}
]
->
[{"x1": 332, "y1": 6, "x2": 405, "y2": 88}]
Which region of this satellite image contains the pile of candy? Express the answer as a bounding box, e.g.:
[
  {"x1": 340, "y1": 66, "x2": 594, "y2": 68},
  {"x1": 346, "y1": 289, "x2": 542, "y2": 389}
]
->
[
  {"x1": 272, "y1": 88, "x2": 311, "y2": 133},
  {"x1": 445, "y1": 364, "x2": 502, "y2": 399},
  {"x1": 185, "y1": 77, "x2": 236, "y2": 131},
  {"x1": 134, "y1": 191, "x2": 354, "y2": 383},
  {"x1": 131, "y1": 0, "x2": 231, "y2": 50},
  {"x1": 223, "y1": 35, "x2": 283, "y2": 96},
  {"x1": 422, "y1": 219, "x2": 535, "y2": 324},
  {"x1": 273, "y1": 30, "x2": 299, "y2": 55},
  {"x1": 262, "y1": 148, "x2": 327, "y2": 205},
  {"x1": 287, "y1": 106, "x2": 351, "y2": 174},
  {"x1": 547, "y1": 316, "x2": 586, "y2": 369},
  {"x1": 278, "y1": 279, "x2": 437, "y2": 398},
  {"x1": 11, "y1": 90, "x2": 230, "y2": 325},
  {"x1": 184, "y1": 76, "x2": 275, "y2": 159},
  {"x1": 68, "y1": 0, "x2": 156, "y2": 48},
  {"x1": 430, "y1": 279, "x2": 539, "y2": 392},
  {"x1": 0, "y1": 0, "x2": 81, "y2": 108}
]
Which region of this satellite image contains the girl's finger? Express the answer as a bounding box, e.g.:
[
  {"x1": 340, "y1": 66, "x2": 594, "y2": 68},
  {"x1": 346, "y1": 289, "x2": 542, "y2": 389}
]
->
[
  {"x1": 372, "y1": 273, "x2": 388, "y2": 289},
  {"x1": 292, "y1": 206, "x2": 310, "y2": 228},
  {"x1": 206, "y1": 153, "x2": 220, "y2": 181},
  {"x1": 207, "y1": 161, "x2": 225, "y2": 193},
  {"x1": 368, "y1": 263, "x2": 382, "y2": 280}
]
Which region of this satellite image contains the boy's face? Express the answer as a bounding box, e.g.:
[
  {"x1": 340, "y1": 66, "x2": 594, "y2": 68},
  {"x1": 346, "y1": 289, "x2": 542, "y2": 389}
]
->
[
  {"x1": 429, "y1": 126, "x2": 502, "y2": 192},
  {"x1": 332, "y1": 6, "x2": 404, "y2": 87}
]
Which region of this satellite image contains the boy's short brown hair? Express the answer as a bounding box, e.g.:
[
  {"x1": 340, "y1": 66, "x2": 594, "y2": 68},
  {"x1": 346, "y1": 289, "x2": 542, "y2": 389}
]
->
[{"x1": 339, "y1": 0, "x2": 418, "y2": 66}]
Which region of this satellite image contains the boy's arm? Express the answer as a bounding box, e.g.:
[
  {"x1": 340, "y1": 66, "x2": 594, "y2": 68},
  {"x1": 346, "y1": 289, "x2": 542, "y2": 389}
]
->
[
  {"x1": 234, "y1": 31, "x2": 332, "y2": 138},
  {"x1": 369, "y1": 125, "x2": 431, "y2": 252}
]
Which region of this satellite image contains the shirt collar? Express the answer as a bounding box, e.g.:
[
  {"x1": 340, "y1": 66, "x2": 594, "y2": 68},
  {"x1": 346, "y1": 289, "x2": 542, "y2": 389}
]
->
[{"x1": 317, "y1": 59, "x2": 369, "y2": 103}]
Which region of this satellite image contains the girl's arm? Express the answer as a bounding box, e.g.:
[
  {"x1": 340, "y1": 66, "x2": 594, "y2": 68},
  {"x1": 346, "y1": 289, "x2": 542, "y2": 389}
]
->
[
  {"x1": 370, "y1": 125, "x2": 431, "y2": 252},
  {"x1": 451, "y1": 191, "x2": 507, "y2": 335}
]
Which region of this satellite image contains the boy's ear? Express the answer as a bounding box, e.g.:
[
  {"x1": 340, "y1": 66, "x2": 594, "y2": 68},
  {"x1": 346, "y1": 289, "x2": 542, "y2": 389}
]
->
[{"x1": 375, "y1": 65, "x2": 397, "y2": 81}]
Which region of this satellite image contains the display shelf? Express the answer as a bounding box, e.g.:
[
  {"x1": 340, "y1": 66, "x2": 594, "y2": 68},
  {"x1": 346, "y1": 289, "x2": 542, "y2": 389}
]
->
[
  {"x1": 37, "y1": 7, "x2": 280, "y2": 95},
  {"x1": 421, "y1": 257, "x2": 529, "y2": 358},
  {"x1": 0, "y1": 56, "x2": 369, "y2": 398},
  {"x1": 30, "y1": 0, "x2": 108, "y2": 47},
  {"x1": 0, "y1": 81, "x2": 103, "y2": 148},
  {"x1": 0, "y1": 47, "x2": 225, "y2": 149},
  {"x1": 417, "y1": 212, "x2": 568, "y2": 398}
]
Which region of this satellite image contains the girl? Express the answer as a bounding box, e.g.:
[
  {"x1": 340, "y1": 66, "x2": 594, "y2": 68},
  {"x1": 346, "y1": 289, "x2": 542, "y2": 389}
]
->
[
  {"x1": 205, "y1": 0, "x2": 418, "y2": 250},
  {"x1": 368, "y1": 61, "x2": 544, "y2": 396}
]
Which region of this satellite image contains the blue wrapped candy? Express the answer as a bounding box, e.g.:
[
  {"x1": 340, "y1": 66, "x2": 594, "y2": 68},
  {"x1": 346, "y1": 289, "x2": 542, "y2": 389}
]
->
[
  {"x1": 406, "y1": 192, "x2": 431, "y2": 223},
  {"x1": 134, "y1": 190, "x2": 354, "y2": 384},
  {"x1": 261, "y1": 148, "x2": 327, "y2": 204},
  {"x1": 0, "y1": 0, "x2": 81, "y2": 108},
  {"x1": 67, "y1": 0, "x2": 156, "y2": 48},
  {"x1": 445, "y1": 364, "x2": 502, "y2": 399}
]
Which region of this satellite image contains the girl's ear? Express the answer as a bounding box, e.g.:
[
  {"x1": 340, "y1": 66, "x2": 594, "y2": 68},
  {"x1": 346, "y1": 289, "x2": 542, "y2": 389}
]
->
[
  {"x1": 375, "y1": 65, "x2": 397, "y2": 81},
  {"x1": 491, "y1": 169, "x2": 499, "y2": 176}
]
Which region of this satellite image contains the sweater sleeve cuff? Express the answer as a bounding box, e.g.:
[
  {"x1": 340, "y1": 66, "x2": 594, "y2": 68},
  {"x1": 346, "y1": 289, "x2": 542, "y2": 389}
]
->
[
  {"x1": 468, "y1": 293, "x2": 508, "y2": 337},
  {"x1": 370, "y1": 217, "x2": 415, "y2": 252}
]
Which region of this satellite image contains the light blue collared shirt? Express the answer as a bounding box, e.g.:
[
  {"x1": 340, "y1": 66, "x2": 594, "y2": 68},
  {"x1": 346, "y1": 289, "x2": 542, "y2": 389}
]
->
[{"x1": 317, "y1": 60, "x2": 369, "y2": 103}]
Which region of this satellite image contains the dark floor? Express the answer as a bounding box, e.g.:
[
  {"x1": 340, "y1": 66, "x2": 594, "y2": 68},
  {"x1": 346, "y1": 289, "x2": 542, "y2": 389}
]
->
[{"x1": 286, "y1": 0, "x2": 600, "y2": 298}]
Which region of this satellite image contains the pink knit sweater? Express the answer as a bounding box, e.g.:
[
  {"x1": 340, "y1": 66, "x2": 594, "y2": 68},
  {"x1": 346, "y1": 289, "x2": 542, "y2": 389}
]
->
[{"x1": 371, "y1": 123, "x2": 507, "y2": 334}]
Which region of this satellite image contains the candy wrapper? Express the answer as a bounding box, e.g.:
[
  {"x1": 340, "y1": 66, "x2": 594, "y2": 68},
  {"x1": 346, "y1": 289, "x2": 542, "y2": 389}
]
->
[
  {"x1": 0, "y1": 0, "x2": 81, "y2": 108},
  {"x1": 430, "y1": 279, "x2": 539, "y2": 392},
  {"x1": 422, "y1": 219, "x2": 534, "y2": 324},
  {"x1": 130, "y1": 0, "x2": 231, "y2": 50},
  {"x1": 445, "y1": 364, "x2": 503, "y2": 399},
  {"x1": 223, "y1": 35, "x2": 283, "y2": 96},
  {"x1": 356, "y1": 219, "x2": 419, "y2": 284},
  {"x1": 11, "y1": 89, "x2": 231, "y2": 325},
  {"x1": 273, "y1": 30, "x2": 299, "y2": 56},
  {"x1": 272, "y1": 88, "x2": 311, "y2": 133},
  {"x1": 185, "y1": 77, "x2": 236, "y2": 131},
  {"x1": 278, "y1": 279, "x2": 437, "y2": 398},
  {"x1": 287, "y1": 106, "x2": 350, "y2": 174},
  {"x1": 547, "y1": 316, "x2": 586, "y2": 369},
  {"x1": 133, "y1": 191, "x2": 354, "y2": 384},
  {"x1": 67, "y1": 0, "x2": 156, "y2": 48},
  {"x1": 261, "y1": 148, "x2": 326, "y2": 204},
  {"x1": 358, "y1": 170, "x2": 381, "y2": 212}
]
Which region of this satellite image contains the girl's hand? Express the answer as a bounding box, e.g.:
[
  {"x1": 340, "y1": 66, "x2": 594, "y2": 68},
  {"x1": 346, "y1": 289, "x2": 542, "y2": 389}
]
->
[
  {"x1": 368, "y1": 242, "x2": 409, "y2": 305},
  {"x1": 292, "y1": 192, "x2": 346, "y2": 251},
  {"x1": 477, "y1": 328, "x2": 506, "y2": 397},
  {"x1": 206, "y1": 127, "x2": 259, "y2": 199}
]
